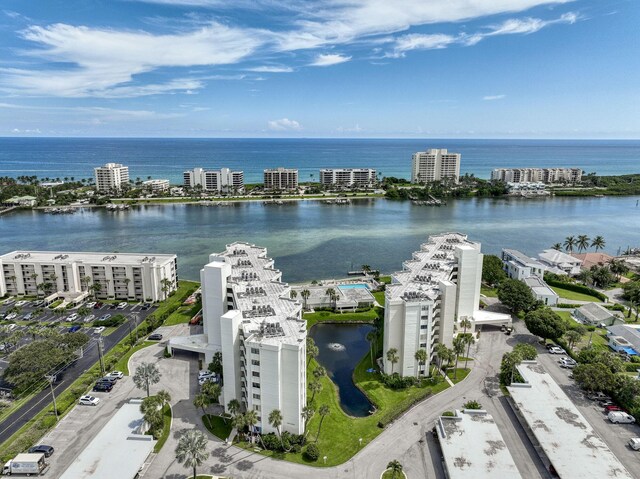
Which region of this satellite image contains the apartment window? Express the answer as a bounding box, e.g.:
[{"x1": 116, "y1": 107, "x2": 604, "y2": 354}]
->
[
  {"x1": 252, "y1": 393, "x2": 260, "y2": 400},
  {"x1": 254, "y1": 405, "x2": 261, "y2": 412},
  {"x1": 251, "y1": 348, "x2": 259, "y2": 354},
  {"x1": 420, "y1": 324, "x2": 429, "y2": 329},
  {"x1": 251, "y1": 360, "x2": 260, "y2": 366},
  {"x1": 252, "y1": 371, "x2": 260, "y2": 377},
  {"x1": 252, "y1": 382, "x2": 260, "y2": 389},
  {"x1": 420, "y1": 343, "x2": 427, "y2": 348}
]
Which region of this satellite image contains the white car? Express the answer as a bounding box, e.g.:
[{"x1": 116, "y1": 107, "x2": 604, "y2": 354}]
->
[
  {"x1": 199, "y1": 375, "x2": 217, "y2": 386},
  {"x1": 84, "y1": 314, "x2": 96, "y2": 323},
  {"x1": 608, "y1": 411, "x2": 635, "y2": 424},
  {"x1": 85, "y1": 302, "x2": 96, "y2": 309},
  {"x1": 79, "y1": 395, "x2": 100, "y2": 406},
  {"x1": 106, "y1": 371, "x2": 124, "y2": 380},
  {"x1": 5, "y1": 313, "x2": 17, "y2": 320},
  {"x1": 198, "y1": 370, "x2": 213, "y2": 378},
  {"x1": 629, "y1": 438, "x2": 640, "y2": 451},
  {"x1": 548, "y1": 346, "x2": 566, "y2": 355},
  {"x1": 94, "y1": 326, "x2": 106, "y2": 334},
  {"x1": 117, "y1": 302, "x2": 128, "y2": 309},
  {"x1": 14, "y1": 300, "x2": 27, "y2": 307}
]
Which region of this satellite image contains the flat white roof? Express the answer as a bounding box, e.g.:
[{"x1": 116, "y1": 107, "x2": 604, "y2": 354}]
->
[
  {"x1": 59, "y1": 399, "x2": 155, "y2": 479},
  {"x1": 0, "y1": 250, "x2": 176, "y2": 266},
  {"x1": 523, "y1": 276, "x2": 558, "y2": 298},
  {"x1": 507, "y1": 362, "x2": 633, "y2": 479},
  {"x1": 437, "y1": 410, "x2": 522, "y2": 479},
  {"x1": 473, "y1": 310, "x2": 512, "y2": 325}
]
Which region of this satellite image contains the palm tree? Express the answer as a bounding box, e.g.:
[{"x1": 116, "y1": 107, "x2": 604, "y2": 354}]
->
[
  {"x1": 175, "y1": 429, "x2": 209, "y2": 479},
  {"x1": 309, "y1": 379, "x2": 322, "y2": 403},
  {"x1": 268, "y1": 409, "x2": 286, "y2": 450},
  {"x1": 227, "y1": 399, "x2": 241, "y2": 420},
  {"x1": 609, "y1": 259, "x2": 629, "y2": 281},
  {"x1": 577, "y1": 269, "x2": 593, "y2": 286},
  {"x1": 133, "y1": 362, "x2": 161, "y2": 397},
  {"x1": 315, "y1": 404, "x2": 330, "y2": 442},
  {"x1": 386, "y1": 348, "x2": 399, "y2": 375},
  {"x1": 325, "y1": 288, "x2": 338, "y2": 309},
  {"x1": 313, "y1": 366, "x2": 326, "y2": 379},
  {"x1": 307, "y1": 337, "x2": 319, "y2": 362},
  {"x1": 564, "y1": 236, "x2": 576, "y2": 253},
  {"x1": 366, "y1": 330, "x2": 377, "y2": 366},
  {"x1": 591, "y1": 235, "x2": 606, "y2": 252},
  {"x1": 194, "y1": 394, "x2": 210, "y2": 427},
  {"x1": 301, "y1": 406, "x2": 315, "y2": 437},
  {"x1": 452, "y1": 336, "x2": 465, "y2": 379},
  {"x1": 157, "y1": 389, "x2": 171, "y2": 408},
  {"x1": 362, "y1": 264, "x2": 371, "y2": 276},
  {"x1": 290, "y1": 290, "x2": 298, "y2": 300},
  {"x1": 300, "y1": 289, "x2": 310, "y2": 310},
  {"x1": 161, "y1": 277, "x2": 172, "y2": 300},
  {"x1": 565, "y1": 330, "x2": 582, "y2": 350},
  {"x1": 244, "y1": 410, "x2": 259, "y2": 442},
  {"x1": 551, "y1": 243, "x2": 562, "y2": 251},
  {"x1": 387, "y1": 460, "x2": 404, "y2": 479},
  {"x1": 433, "y1": 343, "x2": 449, "y2": 376},
  {"x1": 576, "y1": 235, "x2": 590, "y2": 253},
  {"x1": 414, "y1": 348, "x2": 428, "y2": 378}
]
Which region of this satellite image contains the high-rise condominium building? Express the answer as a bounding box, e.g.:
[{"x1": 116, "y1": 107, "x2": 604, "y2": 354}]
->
[
  {"x1": 383, "y1": 233, "x2": 482, "y2": 377},
  {"x1": 491, "y1": 168, "x2": 582, "y2": 184},
  {"x1": 263, "y1": 168, "x2": 298, "y2": 190},
  {"x1": 94, "y1": 163, "x2": 130, "y2": 192},
  {"x1": 183, "y1": 167, "x2": 244, "y2": 192},
  {"x1": 411, "y1": 149, "x2": 461, "y2": 184},
  {"x1": 0, "y1": 251, "x2": 177, "y2": 302},
  {"x1": 319, "y1": 168, "x2": 377, "y2": 187},
  {"x1": 168, "y1": 243, "x2": 306, "y2": 435}
]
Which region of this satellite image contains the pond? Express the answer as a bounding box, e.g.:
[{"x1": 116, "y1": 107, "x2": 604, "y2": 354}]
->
[{"x1": 309, "y1": 322, "x2": 375, "y2": 417}]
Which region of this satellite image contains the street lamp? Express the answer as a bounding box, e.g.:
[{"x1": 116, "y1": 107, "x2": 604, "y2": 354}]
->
[
  {"x1": 359, "y1": 438, "x2": 362, "y2": 447},
  {"x1": 44, "y1": 375, "x2": 58, "y2": 420},
  {"x1": 323, "y1": 456, "x2": 327, "y2": 465}
]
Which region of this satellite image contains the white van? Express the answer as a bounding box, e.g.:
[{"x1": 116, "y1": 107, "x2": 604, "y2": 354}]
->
[{"x1": 608, "y1": 411, "x2": 635, "y2": 424}]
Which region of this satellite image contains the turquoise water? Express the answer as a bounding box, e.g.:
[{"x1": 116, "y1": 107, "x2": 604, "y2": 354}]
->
[
  {"x1": 1, "y1": 196, "x2": 639, "y2": 283},
  {"x1": 338, "y1": 284, "x2": 369, "y2": 290}
]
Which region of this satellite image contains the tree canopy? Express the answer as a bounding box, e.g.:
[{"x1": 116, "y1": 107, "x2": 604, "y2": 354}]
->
[
  {"x1": 497, "y1": 279, "x2": 538, "y2": 314},
  {"x1": 482, "y1": 255, "x2": 507, "y2": 287},
  {"x1": 524, "y1": 308, "x2": 566, "y2": 341}
]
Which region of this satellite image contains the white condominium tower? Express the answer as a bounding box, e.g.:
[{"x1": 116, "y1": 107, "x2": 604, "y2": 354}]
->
[
  {"x1": 94, "y1": 163, "x2": 129, "y2": 192},
  {"x1": 263, "y1": 167, "x2": 298, "y2": 190},
  {"x1": 170, "y1": 243, "x2": 306, "y2": 435},
  {"x1": 183, "y1": 167, "x2": 244, "y2": 192},
  {"x1": 0, "y1": 251, "x2": 177, "y2": 302},
  {"x1": 383, "y1": 233, "x2": 482, "y2": 377},
  {"x1": 319, "y1": 168, "x2": 376, "y2": 187},
  {"x1": 491, "y1": 168, "x2": 582, "y2": 184},
  {"x1": 411, "y1": 149, "x2": 461, "y2": 184}
]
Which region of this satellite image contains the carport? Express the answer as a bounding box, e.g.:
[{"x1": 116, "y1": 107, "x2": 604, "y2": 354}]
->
[{"x1": 472, "y1": 310, "x2": 512, "y2": 329}]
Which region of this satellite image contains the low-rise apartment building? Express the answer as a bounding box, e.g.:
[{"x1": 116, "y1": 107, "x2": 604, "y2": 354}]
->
[
  {"x1": 319, "y1": 168, "x2": 376, "y2": 187},
  {"x1": 183, "y1": 167, "x2": 244, "y2": 192},
  {"x1": 142, "y1": 179, "x2": 170, "y2": 192},
  {"x1": 383, "y1": 233, "x2": 482, "y2": 377},
  {"x1": 538, "y1": 249, "x2": 582, "y2": 276},
  {"x1": 491, "y1": 168, "x2": 582, "y2": 184},
  {"x1": 264, "y1": 168, "x2": 298, "y2": 190},
  {"x1": 94, "y1": 163, "x2": 129, "y2": 192},
  {"x1": 0, "y1": 251, "x2": 177, "y2": 302},
  {"x1": 411, "y1": 149, "x2": 460, "y2": 184},
  {"x1": 502, "y1": 249, "x2": 547, "y2": 280}
]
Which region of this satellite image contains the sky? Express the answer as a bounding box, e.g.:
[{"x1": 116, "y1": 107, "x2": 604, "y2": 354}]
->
[{"x1": 0, "y1": 0, "x2": 638, "y2": 139}]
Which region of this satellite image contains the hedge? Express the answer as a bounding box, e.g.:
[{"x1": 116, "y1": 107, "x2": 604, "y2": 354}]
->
[{"x1": 544, "y1": 278, "x2": 608, "y2": 302}]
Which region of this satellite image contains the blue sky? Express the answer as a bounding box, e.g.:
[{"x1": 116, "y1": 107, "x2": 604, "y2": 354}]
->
[{"x1": 0, "y1": 0, "x2": 638, "y2": 138}]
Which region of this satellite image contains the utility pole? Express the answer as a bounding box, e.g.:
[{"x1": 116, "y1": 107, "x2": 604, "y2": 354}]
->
[
  {"x1": 133, "y1": 313, "x2": 139, "y2": 343},
  {"x1": 97, "y1": 337, "x2": 105, "y2": 376},
  {"x1": 45, "y1": 375, "x2": 58, "y2": 420}
]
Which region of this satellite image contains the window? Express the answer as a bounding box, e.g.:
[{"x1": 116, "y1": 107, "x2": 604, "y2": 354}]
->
[
  {"x1": 251, "y1": 360, "x2": 260, "y2": 366},
  {"x1": 252, "y1": 382, "x2": 260, "y2": 389},
  {"x1": 251, "y1": 348, "x2": 259, "y2": 354},
  {"x1": 420, "y1": 324, "x2": 429, "y2": 329},
  {"x1": 254, "y1": 405, "x2": 261, "y2": 411},
  {"x1": 252, "y1": 393, "x2": 260, "y2": 400},
  {"x1": 252, "y1": 371, "x2": 260, "y2": 377}
]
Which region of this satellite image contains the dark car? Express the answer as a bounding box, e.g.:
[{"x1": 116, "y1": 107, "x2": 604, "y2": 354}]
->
[
  {"x1": 68, "y1": 325, "x2": 81, "y2": 333},
  {"x1": 94, "y1": 302, "x2": 103, "y2": 309},
  {"x1": 545, "y1": 343, "x2": 555, "y2": 350},
  {"x1": 97, "y1": 376, "x2": 118, "y2": 384},
  {"x1": 93, "y1": 382, "x2": 113, "y2": 392},
  {"x1": 28, "y1": 445, "x2": 55, "y2": 457},
  {"x1": 148, "y1": 333, "x2": 163, "y2": 341},
  {"x1": 109, "y1": 303, "x2": 117, "y2": 309}
]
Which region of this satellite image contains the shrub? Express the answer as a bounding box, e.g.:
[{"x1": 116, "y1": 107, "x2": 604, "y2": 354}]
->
[
  {"x1": 463, "y1": 400, "x2": 482, "y2": 410},
  {"x1": 304, "y1": 443, "x2": 320, "y2": 461},
  {"x1": 163, "y1": 347, "x2": 172, "y2": 358},
  {"x1": 261, "y1": 433, "x2": 280, "y2": 451},
  {"x1": 380, "y1": 373, "x2": 417, "y2": 389},
  {"x1": 441, "y1": 411, "x2": 455, "y2": 417}
]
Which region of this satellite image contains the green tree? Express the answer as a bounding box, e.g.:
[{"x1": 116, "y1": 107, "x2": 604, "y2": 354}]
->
[
  {"x1": 244, "y1": 410, "x2": 259, "y2": 441},
  {"x1": 433, "y1": 343, "x2": 449, "y2": 376},
  {"x1": 524, "y1": 308, "x2": 566, "y2": 341},
  {"x1": 201, "y1": 381, "x2": 221, "y2": 404},
  {"x1": 608, "y1": 259, "x2": 629, "y2": 281},
  {"x1": 576, "y1": 235, "x2": 590, "y2": 253},
  {"x1": 482, "y1": 255, "x2": 507, "y2": 287},
  {"x1": 564, "y1": 235, "x2": 576, "y2": 253},
  {"x1": 386, "y1": 460, "x2": 404, "y2": 479},
  {"x1": 367, "y1": 330, "x2": 378, "y2": 367},
  {"x1": 497, "y1": 279, "x2": 538, "y2": 314},
  {"x1": 573, "y1": 362, "x2": 616, "y2": 392},
  {"x1": 512, "y1": 343, "x2": 538, "y2": 360},
  {"x1": 208, "y1": 351, "x2": 223, "y2": 376},
  {"x1": 414, "y1": 348, "x2": 428, "y2": 378},
  {"x1": 499, "y1": 351, "x2": 523, "y2": 386},
  {"x1": 313, "y1": 365, "x2": 326, "y2": 379},
  {"x1": 307, "y1": 337, "x2": 319, "y2": 362},
  {"x1": 315, "y1": 404, "x2": 330, "y2": 442},
  {"x1": 300, "y1": 289, "x2": 311, "y2": 310},
  {"x1": 175, "y1": 429, "x2": 209, "y2": 479},
  {"x1": 194, "y1": 393, "x2": 210, "y2": 427},
  {"x1": 386, "y1": 348, "x2": 399, "y2": 375},
  {"x1": 133, "y1": 362, "x2": 161, "y2": 397},
  {"x1": 452, "y1": 336, "x2": 466, "y2": 379},
  {"x1": 301, "y1": 406, "x2": 315, "y2": 438},
  {"x1": 268, "y1": 409, "x2": 286, "y2": 450},
  {"x1": 309, "y1": 379, "x2": 322, "y2": 404},
  {"x1": 591, "y1": 235, "x2": 606, "y2": 252},
  {"x1": 325, "y1": 288, "x2": 338, "y2": 309},
  {"x1": 565, "y1": 330, "x2": 583, "y2": 350},
  {"x1": 551, "y1": 243, "x2": 562, "y2": 251}
]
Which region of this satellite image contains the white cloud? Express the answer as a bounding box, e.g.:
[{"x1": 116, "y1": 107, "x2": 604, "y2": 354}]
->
[
  {"x1": 310, "y1": 53, "x2": 351, "y2": 67},
  {"x1": 11, "y1": 128, "x2": 41, "y2": 134},
  {"x1": 483, "y1": 94, "x2": 506, "y2": 101},
  {"x1": 247, "y1": 66, "x2": 294, "y2": 73},
  {"x1": 390, "y1": 33, "x2": 457, "y2": 57},
  {"x1": 268, "y1": 118, "x2": 302, "y2": 130}
]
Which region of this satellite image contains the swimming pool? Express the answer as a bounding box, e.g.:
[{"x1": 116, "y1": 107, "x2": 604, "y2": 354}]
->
[{"x1": 338, "y1": 283, "x2": 369, "y2": 290}]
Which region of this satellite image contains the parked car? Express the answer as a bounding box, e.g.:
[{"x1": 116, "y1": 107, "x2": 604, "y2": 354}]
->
[
  {"x1": 199, "y1": 375, "x2": 217, "y2": 386},
  {"x1": 5, "y1": 313, "x2": 17, "y2": 320},
  {"x1": 98, "y1": 314, "x2": 111, "y2": 321},
  {"x1": 14, "y1": 300, "x2": 27, "y2": 307},
  {"x1": 559, "y1": 357, "x2": 577, "y2": 369},
  {"x1": 141, "y1": 303, "x2": 152, "y2": 310},
  {"x1": 587, "y1": 392, "x2": 611, "y2": 402},
  {"x1": 31, "y1": 300, "x2": 44, "y2": 307},
  {"x1": 85, "y1": 302, "x2": 96, "y2": 308},
  {"x1": 608, "y1": 411, "x2": 635, "y2": 424},
  {"x1": 148, "y1": 333, "x2": 163, "y2": 341},
  {"x1": 68, "y1": 325, "x2": 81, "y2": 333},
  {"x1": 66, "y1": 313, "x2": 79, "y2": 322},
  {"x1": 97, "y1": 376, "x2": 118, "y2": 384},
  {"x1": 117, "y1": 302, "x2": 128, "y2": 309},
  {"x1": 604, "y1": 405, "x2": 623, "y2": 413},
  {"x1": 93, "y1": 382, "x2": 113, "y2": 392},
  {"x1": 94, "y1": 326, "x2": 106, "y2": 334},
  {"x1": 629, "y1": 438, "x2": 640, "y2": 451},
  {"x1": 28, "y1": 445, "x2": 54, "y2": 457},
  {"x1": 79, "y1": 395, "x2": 100, "y2": 406},
  {"x1": 93, "y1": 302, "x2": 104, "y2": 309},
  {"x1": 84, "y1": 314, "x2": 95, "y2": 323},
  {"x1": 22, "y1": 312, "x2": 33, "y2": 321},
  {"x1": 108, "y1": 303, "x2": 118, "y2": 309},
  {"x1": 106, "y1": 371, "x2": 124, "y2": 380}
]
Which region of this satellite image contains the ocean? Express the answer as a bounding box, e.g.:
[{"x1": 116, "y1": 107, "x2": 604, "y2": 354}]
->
[{"x1": 1, "y1": 138, "x2": 639, "y2": 184}]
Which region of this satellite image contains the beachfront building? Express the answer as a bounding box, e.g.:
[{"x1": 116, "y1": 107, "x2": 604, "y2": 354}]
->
[
  {"x1": 183, "y1": 167, "x2": 244, "y2": 193},
  {"x1": 291, "y1": 283, "x2": 375, "y2": 311},
  {"x1": 491, "y1": 168, "x2": 582, "y2": 184},
  {"x1": 538, "y1": 249, "x2": 582, "y2": 276},
  {"x1": 94, "y1": 163, "x2": 129, "y2": 192},
  {"x1": 168, "y1": 243, "x2": 306, "y2": 435},
  {"x1": 264, "y1": 168, "x2": 298, "y2": 191},
  {"x1": 383, "y1": 233, "x2": 483, "y2": 377},
  {"x1": 142, "y1": 179, "x2": 170, "y2": 192},
  {"x1": 0, "y1": 250, "x2": 177, "y2": 302},
  {"x1": 411, "y1": 149, "x2": 460, "y2": 184},
  {"x1": 501, "y1": 249, "x2": 547, "y2": 280},
  {"x1": 319, "y1": 168, "x2": 376, "y2": 187}
]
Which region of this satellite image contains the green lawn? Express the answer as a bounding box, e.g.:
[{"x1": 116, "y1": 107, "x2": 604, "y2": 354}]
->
[
  {"x1": 164, "y1": 301, "x2": 201, "y2": 326},
  {"x1": 555, "y1": 311, "x2": 609, "y2": 351},
  {"x1": 114, "y1": 341, "x2": 154, "y2": 375},
  {"x1": 203, "y1": 414, "x2": 233, "y2": 440},
  {"x1": 382, "y1": 470, "x2": 407, "y2": 479},
  {"x1": 480, "y1": 286, "x2": 498, "y2": 297},
  {"x1": 373, "y1": 291, "x2": 386, "y2": 306},
  {"x1": 153, "y1": 404, "x2": 172, "y2": 453},
  {"x1": 304, "y1": 307, "x2": 380, "y2": 329},
  {"x1": 378, "y1": 276, "x2": 392, "y2": 284},
  {"x1": 550, "y1": 285, "x2": 603, "y2": 302}
]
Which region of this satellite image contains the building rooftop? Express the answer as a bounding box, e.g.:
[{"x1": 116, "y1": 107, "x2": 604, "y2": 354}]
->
[
  {"x1": 503, "y1": 249, "x2": 545, "y2": 268},
  {"x1": 507, "y1": 362, "x2": 633, "y2": 479},
  {"x1": 387, "y1": 232, "x2": 479, "y2": 301},
  {"x1": 576, "y1": 302, "x2": 615, "y2": 323},
  {"x1": 217, "y1": 242, "x2": 305, "y2": 347},
  {"x1": 59, "y1": 399, "x2": 155, "y2": 479},
  {"x1": 437, "y1": 409, "x2": 522, "y2": 479},
  {"x1": 570, "y1": 252, "x2": 614, "y2": 270},
  {"x1": 538, "y1": 249, "x2": 582, "y2": 267},
  {"x1": 523, "y1": 276, "x2": 558, "y2": 298},
  {"x1": 607, "y1": 325, "x2": 640, "y2": 352},
  {"x1": 0, "y1": 250, "x2": 176, "y2": 266}
]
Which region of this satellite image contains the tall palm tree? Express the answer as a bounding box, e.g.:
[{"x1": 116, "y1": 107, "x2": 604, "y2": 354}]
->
[
  {"x1": 244, "y1": 410, "x2": 259, "y2": 442},
  {"x1": 133, "y1": 362, "x2": 161, "y2": 397},
  {"x1": 433, "y1": 343, "x2": 449, "y2": 376},
  {"x1": 157, "y1": 389, "x2": 171, "y2": 408},
  {"x1": 386, "y1": 348, "x2": 399, "y2": 375},
  {"x1": 268, "y1": 409, "x2": 287, "y2": 450},
  {"x1": 367, "y1": 330, "x2": 377, "y2": 366},
  {"x1": 591, "y1": 235, "x2": 606, "y2": 252},
  {"x1": 301, "y1": 406, "x2": 315, "y2": 437},
  {"x1": 325, "y1": 288, "x2": 338, "y2": 309},
  {"x1": 452, "y1": 336, "x2": 465, "y2": 379},
  {"x1": 194, "y1": 393, "x2": 210, "y2": 427},
  {"x1": 290, "y1": 290, "x2": 298, "y2": 300},
  {"x1": 564, "y1": 236, "x2": 576, "y2": 253},
  {"x1": 576, "y1": 235, "x2": 590, "y2": 253},
  {"x1": 315, "y1": 404, "x2": 330, "y2": 442},
  {"x1": 227, "y1": 399, "x2": 241, "y2": 420},
  {"x1": 161, "y1": 277, "x2": 172, "y2": 300},
  {"x1": 608, "y1": 259, "x2": 629, "y2": 281},
  {"x1": 387, "y1": 460, "x2": 404, "y2": 479},
  {"x1": 175, "y1": 429, "x2": 209, "y2": 479},
  {"x1": 551, "y1": 243, "x2": 562, "y2": 251},
  {"x1": 362, "y1": 264, "x2": 371, "y2": 276},
  {"x1": 309, "y1": 380, "x2": 322, "y2": 404},
  {"x1": 414, "y1": 348, "x2": 428, "y2": 378},
  {"x1": 306, "y1": 337, "x2": 319, "y2": 362},
  {"x1": 300, "y1": 289, "x2": 310, "y2": 310}
]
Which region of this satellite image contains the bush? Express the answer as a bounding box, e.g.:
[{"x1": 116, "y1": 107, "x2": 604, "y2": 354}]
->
[
  {"x1": 261, "y1": 433, "x2": 280, "y2": 451},
  {"x1": 544, "y1": 277, "x2": 608, "y2": 301},
  {"x1": 441, "y1": 411, "x2": 455, "y2": 416},
  {"x1": 380, "y1": 373, "x2": 417, "y2": 390},
  {"x1": 463, "y1": 400, "x2": 482, "y2": 410},
  {"x1": 556, "y1": 303, "x2": 577, "y2": 309},
  {"x1": 304, "y1": 443, "x2": 320, "y2": 461}
]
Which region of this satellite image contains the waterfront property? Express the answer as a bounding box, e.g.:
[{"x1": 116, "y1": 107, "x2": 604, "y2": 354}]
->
[
  {"x1": 574, "y1": 302, "x2": 620, "y2": 326},
  {"x1": 436, "y1": 409, "x2": 522, "y2": 479},
  {"x1": 183, "y1": 167, "x2": 244, "y2": 192},
  {"x1": 264, "y1": 167, "x2": 299, "y2": 191},
  {"x1": 168, "y1": 242, "x2": 306, "y2": 435},
  {"x1": 411, "y1": 149, "x2": 460, "y2": 184},
  {"x1": 142, "y1": 179, "x2": 170, "y2": 192},
  {"x1": 319, "y1": 168, "x2": 376, "y2": 187},
  {"x1": 606, "y1": 324, "x2": 640, "y2": 355},
  {"x1": 507, "y1": 361, "x2": 633, "y2": 479},
  {"x1": 291, "y1": 282, "x2": 375, "y2": 311},
  {"x1": 491, "y1": 167, "x2": 582, "y2": 184},
  {"x1": 537, "y1": 249, "x2": 582, "y2": 276},
  {"x1": 383, "y1": 233, "x2": 483, "y2": 377},
  {"x1": 94, "y1": 162, "x2": 129, "y2": 192},
  {"x1": 0, "y1": 250, "x2": 177, "y2": 302},
  {"x1": 522, "y1": 275, "x2": 559, "y2": 306},
  {"x1": 501, "y1": 249, "x2": 547, "y2": 280}
]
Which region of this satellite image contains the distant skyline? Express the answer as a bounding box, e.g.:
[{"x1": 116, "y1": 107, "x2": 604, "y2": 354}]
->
[{"x1": 0, "y1": 0, "x2": 638, "y2": 139}]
